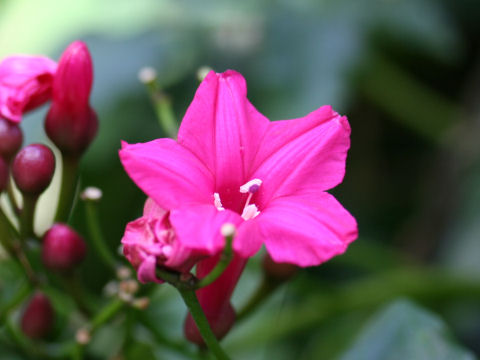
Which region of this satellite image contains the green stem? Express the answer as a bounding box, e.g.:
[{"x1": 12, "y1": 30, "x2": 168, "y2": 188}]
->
[
  {"x1": 55, "y1": 155, "x2": 79, "y2": 223},
  {"x1": 89, "y1": 298, "x2": 125, "y2": 332},
  {"x1": 6, "y1": 178, "x2": 20, "y2": 215},
  {"x1": 179, "y1": 289, "x2": 231, "y2": 360},
  {"x1": 196, "y1": 233, "x2": 234, "y2": 289},
  {"x1": 84, "y1": 201, "x2": 117, "y2": 271},
  {"x1": 20, "y1": 194, "x2": 38, "y2": 240},
  {"x1": 153, "y1": 93, "x2": 178, "y2": 138},
  {"x1": 0, "y1": 206, "x2": 16, "y2": 258}
]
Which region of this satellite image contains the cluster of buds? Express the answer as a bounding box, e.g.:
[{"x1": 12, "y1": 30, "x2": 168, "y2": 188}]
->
[{"x1": 0, "y1": 41, "x2": 97, "y2": 339}]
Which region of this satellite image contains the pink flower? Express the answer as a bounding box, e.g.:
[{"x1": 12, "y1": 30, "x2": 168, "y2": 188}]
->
[
  {"x1": 45, "y1": 41, "x2": 98, "y2": 156},
  {"x1": 121, "y1": 198, "x2": 236, "y2": 283},
  {"x1": 120, "y1": 70, "x2": 357, "y2": 267},
  {"x1": 0, "y1": 55, "x2": 57, "y2": 123}
]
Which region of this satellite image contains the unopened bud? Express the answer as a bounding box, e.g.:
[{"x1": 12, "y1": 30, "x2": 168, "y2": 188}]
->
[
  {"x1": 262, "y1": 252, "x2": 297, "y2": 280},
  {"x1": 197, "y1": 66, "x2": 213, "y2": 82},
  {"x1": 138, "y1": 66, "x2": 157, "y2": 84},
  {"x1": 132, "y1": 297, "x2": 150, "y2": 310},
  {"x1": 20, "y1": 292, "x2": 54, "y2": 339},
  {"x1": 42, "y1": 223, "x2": 86, "y2": 272},
  {"x1": 0, "y1": 118, "x2": 23, "y2": 160},
  {"x1": 80, "y1": 186, "x2": 102, "y2": 201},
  {"x1": 116, "y1": 266, "x2": 132, "y2": 280},
  {"x1": 75, "y1": 328, "x2": 91, "y2": 345},
  {"x1": 45, "y1": 41, "x2": 98, "y2": 156},
  {"x1": 12, "y1": 144, "x2": 55, "y2": 195},
  {"x1": 0, "y1": 157, "x2": 8, "y2": 193},
  {"x1": 119, "y1": 279, "x2": 139, "y2": 295}
]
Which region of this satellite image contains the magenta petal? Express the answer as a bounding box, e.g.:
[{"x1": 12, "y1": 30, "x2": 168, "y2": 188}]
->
[
  {"x1": 137, "y1": 256, "x2": 161, "y2": 284},
  {"x1": 170, "y1": 205, "x2": 243, "y2": 255},
  {"x1": 119, "y1": 139, "x2": 214, "y2": 209},
  {"x1": 259, "y1": 192, "x2": 358, "y2": 267},
  {"x1": 0, "y1": 55, "x2": 57, "y2": 122},
  {"x1": 251, "y1": 106, "x2": 351, "y2": 205},
  {"x1": 177, "y1": 70, "x2": 269, "y2": 212}
]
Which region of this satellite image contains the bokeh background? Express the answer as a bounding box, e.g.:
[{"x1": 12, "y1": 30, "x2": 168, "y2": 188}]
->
[{"x1": 1, "y1": 0, "x2": 480, "y2": 359}]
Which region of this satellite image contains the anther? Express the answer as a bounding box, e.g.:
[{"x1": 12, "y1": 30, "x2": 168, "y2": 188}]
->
[
  {"x1": 213, "y1": 192, "x2": 225, "y2": 211},
  {"x1": 240, "y1": 178, "x2": 262, "y2": 194}
]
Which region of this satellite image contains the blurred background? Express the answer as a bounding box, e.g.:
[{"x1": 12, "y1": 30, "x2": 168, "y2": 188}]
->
[{"x1": 1, "y1": 0, "x2": 480, "y2": 359}]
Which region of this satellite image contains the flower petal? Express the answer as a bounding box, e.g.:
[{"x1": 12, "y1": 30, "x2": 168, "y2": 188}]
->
[
  {"x1": 119, "y1": 139, "x2": 213, "y2": 209},
  {"x1": 0, "y1": 55, "x2": 57, "y2": 122},
  {"x1": 177, "y1": 70, "x2": 269, "y2": 212},
  {"x1": 251, "y1": 191, "x2": 358, "y2": 267},
  {"x1": 170, "y1": 205, "x2": 244, "y2": 255},
  {"x1": 250, "y1": 106, "x2": 351, "y2": 206}
]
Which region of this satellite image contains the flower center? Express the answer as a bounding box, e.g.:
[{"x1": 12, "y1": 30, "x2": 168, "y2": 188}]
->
[{"x1": 214, "y1": 178, "x2": 262, "y2": 221}]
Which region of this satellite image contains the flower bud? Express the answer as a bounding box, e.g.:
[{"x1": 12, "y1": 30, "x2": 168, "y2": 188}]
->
[
  {"x1": 0, "y1": 118, "x2": 23, "y2": 160},
  {"x1": 0, "y1": 55, "x2": 56, "y2": 123},
  {"x1": 20, "y1": 292, "x2": 54, "y2": 339},
  {"x1": 0, "y1": 157, "x2": 8, "y2": 193},
  {"x1": 42, "y1": 223, "x2": 86, "y2": 271},
  {"x1": 121, "y1": 198, "x2": 203, "y2": 284},
  {"x1": 262, "y1": 252, "x2": 297, "y2": 280},
  {"x1": 12, "y1": 144, "x2": 55, "y2": 195},
  {"x1": 45, "y1": 41, "x2": 98, "y2": 156}
]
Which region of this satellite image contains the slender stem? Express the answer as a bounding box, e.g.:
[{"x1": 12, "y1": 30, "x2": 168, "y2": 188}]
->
[
  {"x1": 0, "y1": 206, "x2": 16, "y2": 258},
  {"x1": 89, "y1": 298, "x2": 125, "y2": 331},
  {"x1": 144, "y1": 79, "x2": 178, "y2": 138},
  {"x1": 153, "y1": 93, "x2": 178, "y2": 138},
  {"x1": 6, "y1": 178, "x2": 20, "y2": 215},
  {"x1": 55, "y1": 155, "x2": 79, "y2": 223},
  {"x1": 19, "y1": 194, "x2": 38, "y2": 240},
  {"x1": 179, "y1": 289, "x2": 231, "y2": 360},
  {"x1": 196, "y1": 233, "x2": 234, "y2": 289},
  {"x1": 84, "y1": 200, "x2": 117, "y2": 271}
]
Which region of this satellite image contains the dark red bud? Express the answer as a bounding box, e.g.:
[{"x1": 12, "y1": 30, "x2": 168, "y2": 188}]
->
[
  {"x1": 20, "y1": 292, "x2": 54, "y2": 339},
  {"x1": 45, "y1": 41, "x2": 98, "y2": 156},
  {"x1": 184, "y1": 302, "x2": 235, "y2": 345},
  {"x1": 0, "y1": 157, "x2": 8, "y2": 193},
  {"x1": 42, "y1": 223, "x2": 86, "y2": 271},
  {"x1": 12, "y1": 144, "x2": 55, "y2": 195},
  {"x1": 0, "y1": 118, "x2": 23, "y2": 160},
  {"x1": 262, "y1": 253, "x2": 297, "y2": 280}
]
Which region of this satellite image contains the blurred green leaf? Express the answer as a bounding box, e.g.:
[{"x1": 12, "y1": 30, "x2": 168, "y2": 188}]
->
[
  {"x1": 340, "y1": 299, "x2": 476, "y2": 360},
  {"x1": 126, "y1": 341, "x2": 157, "y2": 360}
]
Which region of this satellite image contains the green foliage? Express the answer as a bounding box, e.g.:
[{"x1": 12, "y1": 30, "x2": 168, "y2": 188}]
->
[{"x1": 340, "y1": 300, "x2": 477, "y2": 360}]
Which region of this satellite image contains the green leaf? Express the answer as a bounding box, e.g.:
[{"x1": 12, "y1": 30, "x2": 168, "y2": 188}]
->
[
  {"x1": 340, "y1": 299, "x2": 476, "y2": 360},
  {"x1": 125, "y1": 342, "x2": 156, "y2": 360}
]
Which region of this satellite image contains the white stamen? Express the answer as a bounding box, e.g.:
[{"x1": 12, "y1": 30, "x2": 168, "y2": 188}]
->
[
  {"x1": 241, "y1": 204, "x2": 260, "y2": 221},
  {"x1": 138, "y1": 66, "x2": 157, "y2": 84},
  {"x1": 240, "y1": 178, "x2": 262, "y2": 193},
  {"x1": 213, "y1": 192, "x2": 225, "y2": 211}
]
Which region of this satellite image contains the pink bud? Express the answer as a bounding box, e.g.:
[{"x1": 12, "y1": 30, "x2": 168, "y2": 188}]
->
[
  {"x1": 0, "y1": 157, "x2": 8, "y2": 193},
  {"x1": 0, "y1": 118, "x2": 23, "y2": 160},
  {"x1": 20, "y1": 292, "x2": 54, "y2": 339},
  {"x1": 42, "y1": 223, "x2": 86, "y2": 272},
  {"x1": 12, "y1": 144, "x2": 55, "y2": 195},
  {"x1": 0, "y1": 55, "x2": 57, "y2": 123},
  {"x1": 262, "y1": 252, "x2": 297, "y2": 280},
  {"x1": 45, "y1": 41, "x2": 98, "y2": 156},
  {"x1": 121, "y1": 198, "x2": 204, "y2": 283}
]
